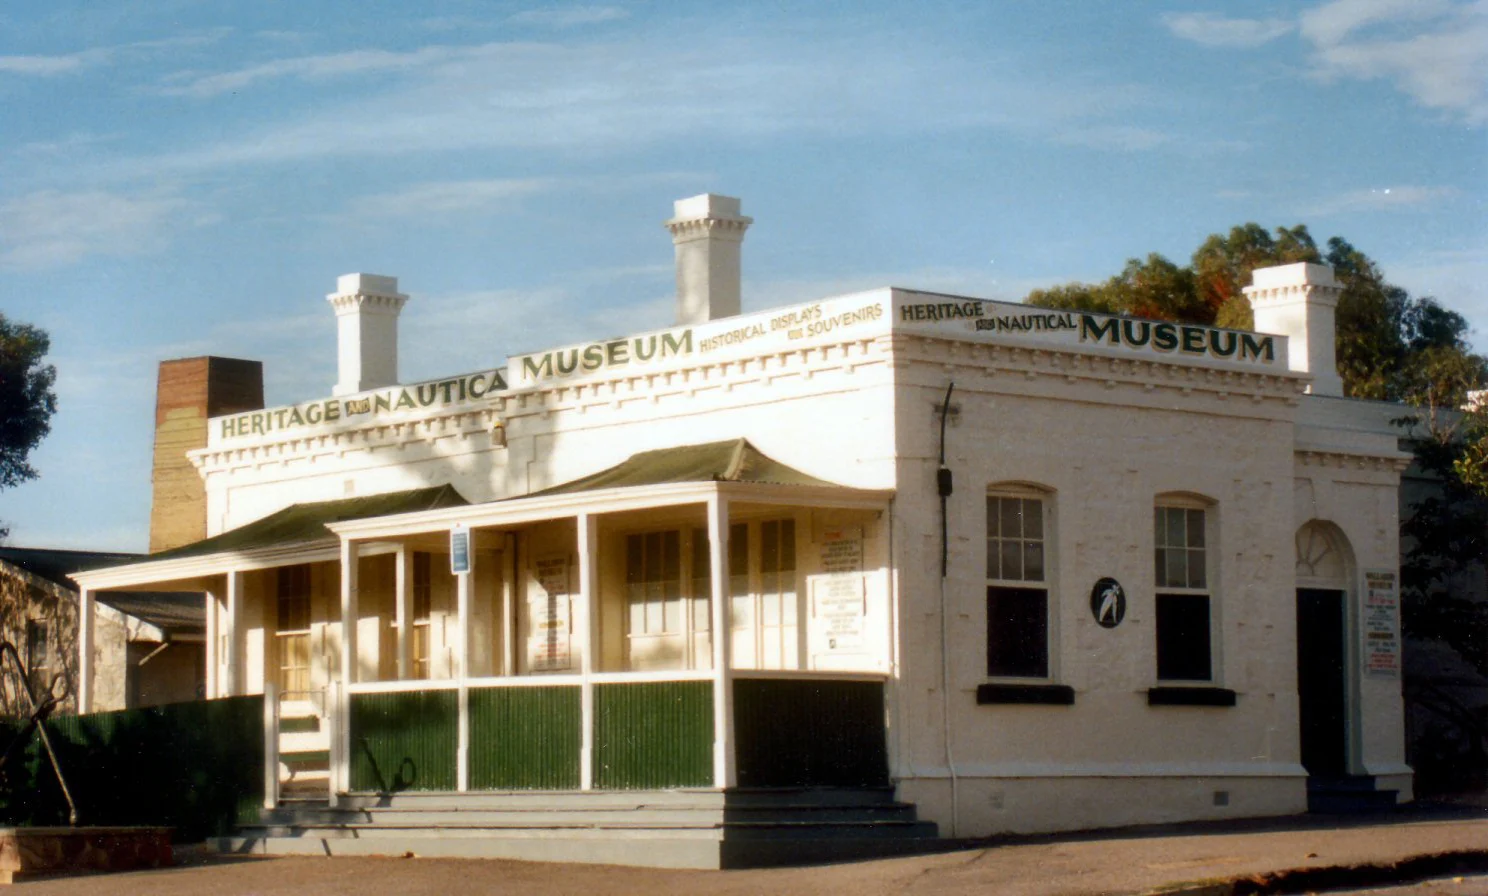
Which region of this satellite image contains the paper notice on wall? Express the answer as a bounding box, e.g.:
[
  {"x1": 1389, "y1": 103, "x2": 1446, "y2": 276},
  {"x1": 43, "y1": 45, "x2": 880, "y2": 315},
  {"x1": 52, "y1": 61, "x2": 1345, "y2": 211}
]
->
[
  {"x1": 1363, "y1": 569, "x2": 1401, "y2": 677},
  {"x1": 812, "y1": 573, "x2": 865, "y2": 651},
  {"x1": 529, "y1": 554, "x2": 572, "y2": 672}
]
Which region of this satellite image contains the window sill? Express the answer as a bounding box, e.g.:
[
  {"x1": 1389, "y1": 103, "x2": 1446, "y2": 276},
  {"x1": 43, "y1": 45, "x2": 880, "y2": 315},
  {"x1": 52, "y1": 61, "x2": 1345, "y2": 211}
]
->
[
  {"x1": 977, "y1": 683, "x2": 1075, "y2": 705},
  {"x1": 1147, "y1": 686, "x2": 1236, "y2": 707}
]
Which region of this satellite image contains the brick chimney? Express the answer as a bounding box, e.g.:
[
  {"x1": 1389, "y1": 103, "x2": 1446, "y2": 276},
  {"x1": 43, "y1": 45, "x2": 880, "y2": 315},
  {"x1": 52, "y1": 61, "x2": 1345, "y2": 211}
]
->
[
  {"x1": 1243, "y1": 262, "x2": 1344, "y2": 397},
  {"x1": 665, "y1": 194, "x2": 751, "y2": 325},
  {"x1": 328, "y1": 273, "x2": 409, "y2": 397},
  {"x1": 150, "y1": 357, "x2": 263, "y2": 552}
]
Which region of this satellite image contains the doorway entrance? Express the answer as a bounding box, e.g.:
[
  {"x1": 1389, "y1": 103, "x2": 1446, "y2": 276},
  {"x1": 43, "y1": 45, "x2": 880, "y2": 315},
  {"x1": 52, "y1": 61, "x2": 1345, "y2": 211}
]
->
[{"x1": 1296, "y1": 588, "x2": 1348, "y2": 777}]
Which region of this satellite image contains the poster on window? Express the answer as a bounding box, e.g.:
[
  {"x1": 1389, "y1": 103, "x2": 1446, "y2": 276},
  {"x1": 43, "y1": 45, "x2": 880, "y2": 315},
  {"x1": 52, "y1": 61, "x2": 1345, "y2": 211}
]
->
[
  {"x1": 811, "y1": 573, "x2": 865, "y2": 651},
  {"x1": 528, "y1": 554, "x2": 572, "y2": 672},
  {"x1": 1362, "y1": 569, "x2": 1400, "y2": 677}
]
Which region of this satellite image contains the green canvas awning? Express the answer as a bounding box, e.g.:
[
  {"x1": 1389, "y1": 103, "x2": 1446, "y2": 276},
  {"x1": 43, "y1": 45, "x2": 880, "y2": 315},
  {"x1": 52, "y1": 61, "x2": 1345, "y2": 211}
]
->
[
  {"x1": 528, "y1": 439, "x2": 836, "y2": 497},
  {"x1": 149, "y1": 484, "x2": 469, "y2": 562}
]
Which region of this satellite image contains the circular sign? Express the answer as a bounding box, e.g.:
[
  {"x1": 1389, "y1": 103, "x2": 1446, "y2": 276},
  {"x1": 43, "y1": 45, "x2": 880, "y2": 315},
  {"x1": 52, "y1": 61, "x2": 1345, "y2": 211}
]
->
[{"x1": 1090, "y1": 578, "x2": 1127, "y2": 628}]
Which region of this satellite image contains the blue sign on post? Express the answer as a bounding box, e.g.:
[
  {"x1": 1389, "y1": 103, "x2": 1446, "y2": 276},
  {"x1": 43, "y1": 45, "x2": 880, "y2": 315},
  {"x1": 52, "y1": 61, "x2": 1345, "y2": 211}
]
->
[{"x1": 450, "y1": 524, "x2": 471, "y2": 575}]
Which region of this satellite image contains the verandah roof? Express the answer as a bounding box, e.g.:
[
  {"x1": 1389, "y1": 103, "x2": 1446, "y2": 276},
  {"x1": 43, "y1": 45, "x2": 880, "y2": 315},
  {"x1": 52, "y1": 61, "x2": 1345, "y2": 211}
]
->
[
  {"x1": 147, "y1": 484, "x2": 470, "y2": 562},
  {"x1": 527, "y1": 438, "x2": 836, "y2": 496}
]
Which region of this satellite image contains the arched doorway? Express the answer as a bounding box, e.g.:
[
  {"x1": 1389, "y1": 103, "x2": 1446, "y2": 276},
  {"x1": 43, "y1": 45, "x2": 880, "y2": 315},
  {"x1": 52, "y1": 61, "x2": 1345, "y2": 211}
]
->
[{"x1": 1294, "y1": 521, "x2": 1353, "y2": 778}]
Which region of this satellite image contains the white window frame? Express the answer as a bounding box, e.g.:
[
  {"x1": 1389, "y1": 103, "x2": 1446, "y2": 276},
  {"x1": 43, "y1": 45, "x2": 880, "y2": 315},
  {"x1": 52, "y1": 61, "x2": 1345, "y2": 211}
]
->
[
  {"x1": 1153, "y1": 495, "x2": 1220, "y2": 684},
  {"x1": 985, "y1": 487, "x2": 1056, "y2": 681}
]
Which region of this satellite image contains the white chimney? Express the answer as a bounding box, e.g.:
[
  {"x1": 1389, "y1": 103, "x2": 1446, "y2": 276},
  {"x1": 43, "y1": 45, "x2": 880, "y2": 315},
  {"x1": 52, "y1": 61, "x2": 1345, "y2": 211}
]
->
[
  {"x1": 1243, "y1": 262, "x2": 1344, "y2": 397},
  {"x1": 665, "y1": 194, "x2": 751, "y2": 325},
  {"x1": 327, "y1": 273, "x2": 409, "y2": 397}
]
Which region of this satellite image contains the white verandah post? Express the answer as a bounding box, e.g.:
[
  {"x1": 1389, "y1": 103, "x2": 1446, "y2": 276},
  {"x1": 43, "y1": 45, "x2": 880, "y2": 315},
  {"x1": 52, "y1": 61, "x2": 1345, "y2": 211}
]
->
[
  {"x1": 455, "y1": 537, "x2": 471, "y2": 792},
  {"x1": 395, "y1": 545, "x2": 412, "y2": 680},
  {"x1": 76, "y1": 588, "x2": 95, "y2": 713},
  {"x1": 335, "y1": 539, "x2": 359, "y2": 800},
  {"x1": 577, "y1": 513, "x2": 597, "y2": 791},
  {"x1": 225, "y1": 570, "x2": 244, "y2": 697},
  {"x1": 204, "y1": 587, "x2": 219, "y2": 699},
  {"x1": 707, "y1": 494, "x2": 735, "y2": 789}
]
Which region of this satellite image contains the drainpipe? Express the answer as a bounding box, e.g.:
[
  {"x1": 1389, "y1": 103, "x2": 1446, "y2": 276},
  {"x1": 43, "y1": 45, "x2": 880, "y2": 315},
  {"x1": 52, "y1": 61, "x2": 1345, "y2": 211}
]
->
[{"x1": 936, "y1": 382, "x2": 960, "y2": 837}]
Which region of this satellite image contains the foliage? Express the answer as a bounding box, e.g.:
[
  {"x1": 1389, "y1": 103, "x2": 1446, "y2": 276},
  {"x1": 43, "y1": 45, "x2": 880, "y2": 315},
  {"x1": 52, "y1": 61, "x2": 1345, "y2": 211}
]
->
[
  {"x1": 0, "y1": 315, "x2": 57, "y2": 540},
  {"x1": 1398, "y1": 410, "x2": 1488, "y2": 679}
]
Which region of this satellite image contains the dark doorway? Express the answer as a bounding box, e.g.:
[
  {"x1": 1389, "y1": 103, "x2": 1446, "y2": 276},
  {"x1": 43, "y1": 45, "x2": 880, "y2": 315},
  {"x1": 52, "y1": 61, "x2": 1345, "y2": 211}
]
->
[{"x1": 1296, "y1": 588, "x2": 1348, "y2": 777}]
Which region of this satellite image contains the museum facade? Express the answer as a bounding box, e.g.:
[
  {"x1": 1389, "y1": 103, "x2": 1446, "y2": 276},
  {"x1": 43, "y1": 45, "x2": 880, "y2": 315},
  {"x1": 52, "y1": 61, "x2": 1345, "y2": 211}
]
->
[{"x1": 71, "y1": 194, "x2": 1411, "y2": 853}]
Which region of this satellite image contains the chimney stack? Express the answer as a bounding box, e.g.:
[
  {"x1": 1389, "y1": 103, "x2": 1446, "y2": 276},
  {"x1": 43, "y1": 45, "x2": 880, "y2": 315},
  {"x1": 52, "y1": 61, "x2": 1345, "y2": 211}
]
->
[
  {"x1": 1243, "y1": 262, "x2": 1344, "y2": 397},
  {"x1": 328, "y1": 273, "x2": 408, "y2": 397},
  {"x1": 665, "y1": 194, "x2": 751, "y2": 325}
]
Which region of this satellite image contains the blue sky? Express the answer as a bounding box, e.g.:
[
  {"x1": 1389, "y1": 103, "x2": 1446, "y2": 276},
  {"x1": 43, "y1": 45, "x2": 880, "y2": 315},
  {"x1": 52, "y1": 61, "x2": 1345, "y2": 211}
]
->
[{"x1": 2, "y1": 1, "x2": 1485, "y2": 551}]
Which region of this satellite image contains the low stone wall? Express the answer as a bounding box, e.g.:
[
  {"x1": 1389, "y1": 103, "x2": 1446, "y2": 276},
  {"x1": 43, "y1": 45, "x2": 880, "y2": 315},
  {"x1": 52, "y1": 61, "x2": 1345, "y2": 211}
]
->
[{"x1": 0, "y1": 826, "x2": 171, "y2": 884}]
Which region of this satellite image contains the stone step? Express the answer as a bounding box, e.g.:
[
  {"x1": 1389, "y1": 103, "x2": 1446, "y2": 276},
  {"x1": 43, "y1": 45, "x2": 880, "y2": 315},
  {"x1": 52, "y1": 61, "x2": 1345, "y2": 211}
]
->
[
  {"x1": 217, "y1": 833, "x2": 725, "y2": 868},
  {"x1": 259, "y1": 803, "x2": 920, "y2": 827},
  {"x1": 324, "y1": 786, "x2": 901, "y2": 812},
  {"x1": 239, "y1": 817, "x2": 934, "y2": 842}
]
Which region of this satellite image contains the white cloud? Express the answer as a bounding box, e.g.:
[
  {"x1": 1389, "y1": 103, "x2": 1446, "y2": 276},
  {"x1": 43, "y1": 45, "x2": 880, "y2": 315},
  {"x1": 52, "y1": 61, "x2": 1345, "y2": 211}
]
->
[
  {"x1": 117, "y1": 33, "x2": 1167, "y2": 178},
  {"x1": 1161, "y1": 12, "x2": 1294, "y2": 47},
  {"x1": 508, "y1": 6, "x2": 630, "y2": 28},
  {"x1": 0, "y1": 54, "x2": 88, "y2": 76},
  {"x1": 0, "y1": 30, "x2": 231, "y2": 80},
  {"x1": 1301, "y1": 0, "x2": 1488, "y2": 123},
  {"x1": 1299, "y1": 0, "x2": 1454, "y2": 45},
  {"x1": 1302, "y1": 184, "x2": 1458, "y2": 216},
  {"x1": 345, "y1": 177, "x2": 556, "y2": 217},
  {"x1": 0, "y1": 189, "x2": 193, "y2": 269}
]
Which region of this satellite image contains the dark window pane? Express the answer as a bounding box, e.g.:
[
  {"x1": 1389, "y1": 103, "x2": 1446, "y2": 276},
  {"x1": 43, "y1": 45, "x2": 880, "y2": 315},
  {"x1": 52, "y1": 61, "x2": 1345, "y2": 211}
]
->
[
  {"x1": 987, "y1": 496, "x2": 1001, "y2": 538},
  {"x1": 626, "y1": 535, "x2": 643, "y2": 585},
  {"x1": 729, "y1": 523, "x2": 748, "y2": 577},
  {"x1": 1156, "y1": 593, "x2": 1211, "y2": 681},
  {"x1": 1154, "y1": 508, "x2": 1164, "y2": 546},
  {"x1": 1166, "y1": 507, "x2": 1185, "y2": 547},
  {"x1": 1155, "y1": 548, "x2": 1167, "y2": 588},
  {"x1": 1023, "y1": 494, "x2": 1047, "y2": 535},
  {"x1": 691, "y1": 527, "x2": 709, "y2": 579},
  {"x1": 662, "y1": 530, "x2": 680, "y2": 580},
  {"x1": 1024, "y1": 542, "x2": 1044, "y2": 581},
  {"x1": 780, "y1": 519, "x2": 795, "y2": 571},
  {"x1": 986, "y1": 586, "x2": 1048, "y2": 677},
  {"x1": 1165, "y1": 546, "x2": 1186, "y2": 588},
  {"x1": 1188, "y1": 548, "x2": 1206, "y2": 589},
  {"x1": 987, "y1": 537, "x2": 1001, "y2": 580},
  {"x1": 1187, "y1": 509, "x2": 1205, "y2": 547},
  {"x1": 1000, "y1": 499, "x2": 1022, "y2": 540},
  {"x1": 762, "y1": 521, "x2": 779, "y2": 574},
  {"x1": 1000, "y1": 541, "x2": 1022, "y2": 581}
]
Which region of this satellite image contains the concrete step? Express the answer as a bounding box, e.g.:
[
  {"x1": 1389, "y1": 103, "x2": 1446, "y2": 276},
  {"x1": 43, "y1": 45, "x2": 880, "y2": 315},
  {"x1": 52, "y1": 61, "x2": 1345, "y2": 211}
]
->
[
  {"x1": 217, "y1": 833, "x2": 725, "y2": 869},
  {"x1": 259, "y1": 803, "x2": 919, "y2": 827},
  {"x1": 1307, "y1": 776, "x2": 1400, "y2": 814}
]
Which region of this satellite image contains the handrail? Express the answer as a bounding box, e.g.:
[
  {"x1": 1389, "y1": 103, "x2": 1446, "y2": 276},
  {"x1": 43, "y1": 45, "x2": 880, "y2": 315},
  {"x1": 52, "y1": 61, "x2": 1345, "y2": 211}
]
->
[{"x1": 0, "y1": 641, "x2": 78, "y2": 824}]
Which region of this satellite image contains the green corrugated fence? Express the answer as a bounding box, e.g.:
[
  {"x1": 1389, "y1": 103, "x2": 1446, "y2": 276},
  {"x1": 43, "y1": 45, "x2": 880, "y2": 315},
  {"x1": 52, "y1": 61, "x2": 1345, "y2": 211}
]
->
[
  {"x1": 594, "y1": 681, "x2": 713, "y2": 790},
  {"x1": 469, "y1": 686, "x2": 581, "y2": 790},
  {"x1": 349, "y1": 689, "x2": 459, "y2": 792},
  {"x1": 0, "y1": 695, "x2": 265, "y2": 841}
]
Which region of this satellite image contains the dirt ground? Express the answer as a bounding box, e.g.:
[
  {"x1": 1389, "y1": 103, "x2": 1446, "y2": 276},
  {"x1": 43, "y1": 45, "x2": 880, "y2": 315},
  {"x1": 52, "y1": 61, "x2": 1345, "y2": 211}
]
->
[{"x1": 13, "y1": 807, "x2": 1488, "y2": 896}]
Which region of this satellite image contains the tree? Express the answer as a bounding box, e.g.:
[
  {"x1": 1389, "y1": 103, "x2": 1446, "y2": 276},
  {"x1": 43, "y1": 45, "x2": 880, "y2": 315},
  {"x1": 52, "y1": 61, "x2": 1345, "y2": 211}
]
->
[{"x1": 0, "y1": 314, "x2": 58, "y2": 539}]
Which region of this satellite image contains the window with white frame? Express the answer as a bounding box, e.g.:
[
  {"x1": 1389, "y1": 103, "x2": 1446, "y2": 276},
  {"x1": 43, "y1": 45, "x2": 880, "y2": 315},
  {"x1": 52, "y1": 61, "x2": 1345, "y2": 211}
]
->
[
  {"x1": 275, "y1": 565, "x2": 313, "y2": 693},
  {"x1": 1154, "y1": 502, "x2": 1214, "y2": 681},
  {"x1": 985, "y1": 492, "x2": 1050, "y2": 678},
  {"x1": 24, "y1": 619, "x2": 51, "y2": 697}
]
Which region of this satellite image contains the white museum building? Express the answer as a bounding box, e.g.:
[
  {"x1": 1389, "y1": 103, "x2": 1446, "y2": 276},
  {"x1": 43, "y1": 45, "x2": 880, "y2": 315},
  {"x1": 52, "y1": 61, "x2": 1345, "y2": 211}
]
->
[{"x1": 70, "y1": 195, "x2": 1412, "y2": 865}]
